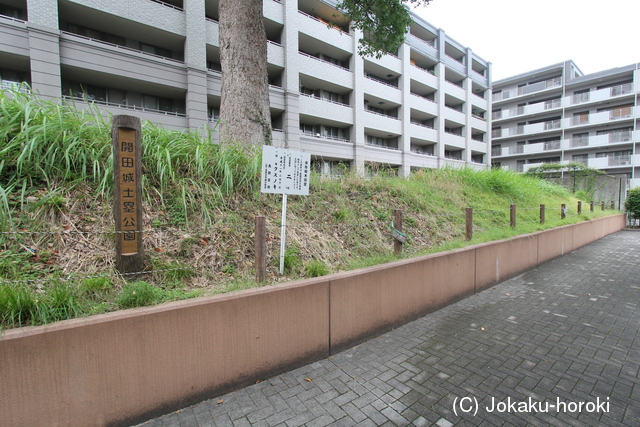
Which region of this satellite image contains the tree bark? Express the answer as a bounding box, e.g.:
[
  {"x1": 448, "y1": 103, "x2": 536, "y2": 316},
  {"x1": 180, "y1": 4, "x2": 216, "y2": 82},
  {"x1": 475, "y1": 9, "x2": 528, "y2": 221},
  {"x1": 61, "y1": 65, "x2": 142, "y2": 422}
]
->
[{"x1": 219, "y1": 0, "x2": 272, "y2": 145}]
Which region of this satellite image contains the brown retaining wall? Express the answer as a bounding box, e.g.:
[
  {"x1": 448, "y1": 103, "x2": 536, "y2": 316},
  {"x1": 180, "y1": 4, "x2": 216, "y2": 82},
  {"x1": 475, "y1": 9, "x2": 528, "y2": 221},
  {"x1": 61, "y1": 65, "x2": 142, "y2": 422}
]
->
[{"x1": 0, "y1": 215, "x2": 626, "y2": 426}]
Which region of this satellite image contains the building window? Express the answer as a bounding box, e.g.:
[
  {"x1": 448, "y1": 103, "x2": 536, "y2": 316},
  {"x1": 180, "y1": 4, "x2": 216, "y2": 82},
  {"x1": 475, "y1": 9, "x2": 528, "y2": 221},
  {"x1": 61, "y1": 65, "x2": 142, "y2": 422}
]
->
[{"x1": 140, "y1": 43, "x2": 172, "y2": 59}]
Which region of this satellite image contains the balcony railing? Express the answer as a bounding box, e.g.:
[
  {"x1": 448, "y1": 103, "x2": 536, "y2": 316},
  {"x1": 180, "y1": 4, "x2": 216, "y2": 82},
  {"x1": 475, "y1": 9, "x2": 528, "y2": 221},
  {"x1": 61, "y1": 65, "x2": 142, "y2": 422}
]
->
[
  {"x1": 364, "y1": 75, "x2": 399, "y2": 89},
  {"x1": 410, "y1": 121, "x2": 434, "y2": 129},
  {"x1": 410, "y1": 92, "x2": 436, "y2": 103},
  {"x1": 609, "y1": 156, "x2": 632, "y2": 166},
  {"x1": 609, "y1": 131, "x2": 633, "y2": 143},
  {"x1": 365, "y1": 142, "x2": 399, "y2": 150},
  {"x1": 544, "y1": 140, "x2": 561, "y2": 151},
  {"x1": 572, "y1": 92, "x2": 590, "y2": 104},
  {"x1": 365, "y1": 109, "x2": 400, "y2": 120},
  {"x1": 300, "y1": 92, "x2": 350, "y2": 107},
  {"x1": 149, "y1": 0, "x2": 184, "y2": 11},
  {"x1": 299, "y1": 51, "x2": 350, "y2": 71},
  {"x1": 543, "y1": 119, "x2": 562, "y2": 130},
  {"x1": 297, "y1": 10, "x2": 351, "y2": 36},
  {"x1": 571, "y1": 136, "x2": 589, "y2": 147},
  {"x1": 444, "y1": 130, "x2": 463, "y2": 137},
  {"x1": 63, "y1": 95, "x2": 187, "y2": 117},
  {"x1": 545, "y1": 99, "x2": 562, "y2": 109},
  {"x1": 491, "y1": 148, "x2": 501, "y2": 157},
  {"x1": 301, "y1": 130, "x2": 350, "y2": 143},
  {"x1": 61, "y1": 31, "x2": 184, "y2": 64},
  {"x1": 445, "y1": 53, "x2": 464, "y2": 64},
  {"x1": 492, "y1": 111, "x2": 502, "y2": 120},
  {"x1": 611, "y1": 83, "x2": 633, "y2": 96},
  {"x1": 491, "y1": 129, "x2": 502, "y2": 138},
  {"x1": 472, "y1": 113, "x2": 486, "y2": 121},
  {"x1": 610, "y1": 108, "x2": 632, "y2": 120}
]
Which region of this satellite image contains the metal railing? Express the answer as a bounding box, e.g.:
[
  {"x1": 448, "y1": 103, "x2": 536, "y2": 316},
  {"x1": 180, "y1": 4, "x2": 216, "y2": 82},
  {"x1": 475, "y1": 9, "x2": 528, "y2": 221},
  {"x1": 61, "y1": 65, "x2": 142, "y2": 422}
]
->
[
  {"x1": 364, "y1": 75, "x2": 399, "y2": 89},
  {"x1": 365, "y1": 109, "x2": 400, "y2": 120},
  {"x1": 410, "y1": 92, "x2": 436, "y2": 103},
  {"x1": 299, "y1": 51, "x2": 350, "y2": 71},
  {"x1": 301, "y1": 131, "x2": 350, "y2": 143},
  {"x1": 148, "y1": 0, "x2": 184, "y2": 12},
  {"x1": 62, "y1": 95, "x2": 187, "y2": 117},
  {"x1": 297, "y1": 10, "x2": 351, "y2": 36},
  {"x1": 60, "y1": 31, "x2": 184, "y2": 64},
  {"x1": 300, "y1": 92, "x2": 350, "y2": 107}
]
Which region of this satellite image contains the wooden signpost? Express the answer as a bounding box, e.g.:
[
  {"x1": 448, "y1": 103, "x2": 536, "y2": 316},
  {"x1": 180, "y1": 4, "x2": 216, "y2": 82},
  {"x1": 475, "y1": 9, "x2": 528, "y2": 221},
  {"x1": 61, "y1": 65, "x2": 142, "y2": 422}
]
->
[{"x1": 112, "y1": 115, "x2": 144, "y2": 274}]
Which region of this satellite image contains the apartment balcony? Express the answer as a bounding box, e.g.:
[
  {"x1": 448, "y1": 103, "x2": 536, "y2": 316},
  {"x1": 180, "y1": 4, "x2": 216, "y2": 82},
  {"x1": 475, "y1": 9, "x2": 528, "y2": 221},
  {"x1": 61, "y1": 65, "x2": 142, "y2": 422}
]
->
[
  {"x1": 366, "y1": 54, "x2": 402, "y2": 76},
  {"x1": 409, "y1": 122, "x2": 437, "y2": 142},
  {"x1": 267, "y1": 40, "x2": 284, "y2": 67},
  {"x1": 444, "y1": 54, "x2": 466, "y2": 75},
  {"x1": 493, "y1": 77, "x2": 562, "y2": 103},
  {"x1": 443, "y1": 106, "x2": 465, "y2": 125},
  {"x1": 406, "y1": 34, "x2": 437, "y2": 60},
  {"x1": 470, "y1": 92, "x2": 489, "y2": 110},
  {"x1": 468, "y1": 139, "x2": 487, "y2": 153},
  {"x1": 205, "y1": 18, "x2": 219, "y2": 46},
  {"x1": 298, "y1": 52, "x2": 353, "y2": 89},
  {"x1": 300, "y1": 132, "x2": 354, "y2": 160},
  {"x1": 363, "y1": 110, "x2": 402, "y2": 134},
  {"x1": 492, "y1": 98, "x2": 562, "y2": 122},
  {"x1": 443, "y1": 157, "x2": 466, "y2": 169},
  {"x1": 443, "y1": 131, "x2": 465, "y2": 149},
  {"x1": 493, "y1": 119, "x2": 562, "y2": 139},
  {"x1": 65, "y1": 96, "x2": 189, "y2": 130},
  {"x1": 264, "y1": 0, "x2": 284, "y2": 23},
  {"x1": 409, "y1": 93, "x2": 438, "y2": 116},
  {"x1": 444, "y1": 80, "x2": 465, "y2": 100},
  {"x1": 298, "y1": 93, "x2": 353, "y2": 124},
  {"x1": 587, "y1": 155, "x2": 633, "y2": 169},
  {"x1": 522, "y1": 160, "x2": 569, "y2": 173},
  {"x1": 565, "y1": 107, "x2": 635, "y2": 129},
  {"x1": 297, "y1": 10, "x2": 352, "y2": 53},
  {"x1": 408, "y1": 65, "x2": 438, "y2": 88},
  {"x1": 272, "y1": 128, "x2": 285, "y2": 146},
  {"x1": 69, "y1": 0, "x2": 186, "y2": 36},
  {"x1": 364, "y1": 144, "x2": 403, "y2": 165},
  {"x1": 493, "y1": 140, "x2": 561, "y2": 158},
  {"x1": 59, "y1": 33, "x2": 188, "y2": 88},
  {"x1": 408, "y1": 152, "x2": 439, "y2": 169},
  {"x1": 363, "y1": 75, "x2": 402, "y2": 104},
  {"x1": 470, "y1": 115, "x2": 488, "y2": 131},
  {"x1": 565, "y1": 131, "x2": 635, "y2": 150},
  {"x1": 0, "y1": 16, "x2": 29, "y2": 56},
  {"x1": 567, "y1": 83, "x2": 635, "y2": 106}
]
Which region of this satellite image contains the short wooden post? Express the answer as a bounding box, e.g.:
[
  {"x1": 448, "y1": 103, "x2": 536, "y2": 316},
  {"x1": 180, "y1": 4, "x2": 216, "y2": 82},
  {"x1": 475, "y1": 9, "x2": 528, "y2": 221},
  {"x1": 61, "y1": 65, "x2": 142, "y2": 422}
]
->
[
  {"x1": 611, "y1": 201, "x2": 615, "y2": 210},
  {"x1": 577, "y1": 201, "x2": 582, "y2": 214},
  {"x1": 590, "y1": 201, "x2": 594, "y2": 212},
  {"x1": 510, "y1": 204, "x2": 516, "y2": 229},
  {"x1": 393, "y1": 209, "x2": 403, "y2": 254},
  {"x1": 465, "y1": 207, "x2": 473, "y2": 241},
  {"x1": 561, "y1": 203, "x2": 566, "y2": 219},
  {"x1": 112, "y1": 115, "x2": 144, "y2": 275},
  {"x1": 601, "y1": 201, "x2": 605, "y2": 211},
  {"x1": 255, "y1": 216, "x2": 266, "y2": 283},
  {"x1": 540, "y1": 204, "x2": 545, "y2": 224}
]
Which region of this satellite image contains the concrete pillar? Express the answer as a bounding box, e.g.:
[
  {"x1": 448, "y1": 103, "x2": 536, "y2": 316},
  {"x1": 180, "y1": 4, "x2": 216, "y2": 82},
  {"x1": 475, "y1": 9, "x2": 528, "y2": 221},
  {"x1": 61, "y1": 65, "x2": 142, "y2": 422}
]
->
[
  {"x1": 26, "y1": 0, "x2": 61, "y2": 99},
  {"x1": 184, "y1": 0, "x2": 209, "y2": 130},
  {"x1": 351, "y1": 27, "x2": 365, "y2": 175},
  {"x1": 398, "y1": 41, "x2": 411, "y2": 177},
  {"x1": 281, "y1": 0, "x2": 301, "y2": 150}
]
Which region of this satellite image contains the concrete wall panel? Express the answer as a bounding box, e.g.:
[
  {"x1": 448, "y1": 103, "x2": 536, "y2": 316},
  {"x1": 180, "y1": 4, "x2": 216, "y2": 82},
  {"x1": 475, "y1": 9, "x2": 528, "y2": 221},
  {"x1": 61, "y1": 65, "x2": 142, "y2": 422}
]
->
[
  {"x1": 0, "y1": 215, "x2": 626, "y2": 426},
  {"x1": 0, "y1": 279, "x2": 330, "y2": 427}
]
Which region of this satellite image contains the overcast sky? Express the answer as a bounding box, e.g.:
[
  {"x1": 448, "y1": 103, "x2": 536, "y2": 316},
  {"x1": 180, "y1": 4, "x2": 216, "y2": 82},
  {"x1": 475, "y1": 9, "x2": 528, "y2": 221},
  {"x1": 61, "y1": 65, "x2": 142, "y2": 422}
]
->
[{"x1": 412, "y1": 0, "x2": 640, "y2": 82}]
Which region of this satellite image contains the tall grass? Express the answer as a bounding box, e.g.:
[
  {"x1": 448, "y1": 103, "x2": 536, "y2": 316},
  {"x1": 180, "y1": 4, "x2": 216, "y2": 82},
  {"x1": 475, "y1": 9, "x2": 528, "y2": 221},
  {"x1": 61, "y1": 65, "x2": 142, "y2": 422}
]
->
[{"x1": 0, "y1": 88, "x2": 261, "y2": 227}]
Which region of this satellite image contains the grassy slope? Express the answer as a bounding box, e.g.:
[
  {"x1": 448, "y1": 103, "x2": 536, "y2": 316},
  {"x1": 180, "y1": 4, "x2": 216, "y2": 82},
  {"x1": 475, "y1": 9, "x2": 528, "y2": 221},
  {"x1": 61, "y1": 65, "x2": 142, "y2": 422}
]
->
[{"x1": 0, "y1": 89, "x2": 617, "y2": 329}]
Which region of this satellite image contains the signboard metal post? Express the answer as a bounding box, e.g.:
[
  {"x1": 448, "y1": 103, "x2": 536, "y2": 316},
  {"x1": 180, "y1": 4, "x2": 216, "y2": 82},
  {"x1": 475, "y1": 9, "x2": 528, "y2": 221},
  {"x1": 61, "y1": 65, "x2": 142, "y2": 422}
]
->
[{"x1": 259, "y1": 146, "x2": 311, "y2": 275}]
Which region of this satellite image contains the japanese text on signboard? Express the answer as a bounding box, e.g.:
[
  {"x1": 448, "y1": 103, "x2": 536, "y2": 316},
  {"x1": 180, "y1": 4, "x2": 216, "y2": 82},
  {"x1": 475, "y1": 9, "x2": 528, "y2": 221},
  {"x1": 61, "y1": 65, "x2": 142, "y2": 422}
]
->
[{"x1": 260, "y1": 146, "x2": 311, "y2": 196}]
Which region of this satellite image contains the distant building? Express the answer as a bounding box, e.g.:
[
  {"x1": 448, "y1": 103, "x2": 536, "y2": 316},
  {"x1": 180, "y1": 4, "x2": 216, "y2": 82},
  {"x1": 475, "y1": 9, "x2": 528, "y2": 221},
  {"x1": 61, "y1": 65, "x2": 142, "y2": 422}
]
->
[
  {"x1": 0, "y1": 0, "x2": 491, "y2": 176},
  {"x1": 491, "y1": 60, "x2": 640, "y2": 188}
]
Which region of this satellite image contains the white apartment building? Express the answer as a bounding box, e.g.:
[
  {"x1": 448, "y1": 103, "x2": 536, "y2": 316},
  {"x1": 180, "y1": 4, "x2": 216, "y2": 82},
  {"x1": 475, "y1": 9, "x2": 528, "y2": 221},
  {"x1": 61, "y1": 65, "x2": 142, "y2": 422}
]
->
[
  {"x1": 0, "y1": 0, "x2": 492, "y2": 176},
  {"x1": 491, "y1": 60, "x2": 640, "y2": 188}
]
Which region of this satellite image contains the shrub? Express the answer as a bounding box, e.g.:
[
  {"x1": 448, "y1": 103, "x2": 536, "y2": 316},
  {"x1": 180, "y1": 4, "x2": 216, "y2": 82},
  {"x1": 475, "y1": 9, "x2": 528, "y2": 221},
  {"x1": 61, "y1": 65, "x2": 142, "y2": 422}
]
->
[{"x1": 625, "y1": 188, "x2": 640, "y2": 221}]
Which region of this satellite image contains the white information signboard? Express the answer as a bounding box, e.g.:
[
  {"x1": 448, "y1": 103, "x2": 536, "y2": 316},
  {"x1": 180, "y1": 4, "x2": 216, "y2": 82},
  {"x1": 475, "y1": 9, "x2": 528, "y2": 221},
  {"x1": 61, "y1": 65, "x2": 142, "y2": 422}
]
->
[
  {"x1": 260, "y1": 146, "x2": 311, "y2": 274},
  {"x1": 260, "y1": 145, "x2": 310, "y2": 196}
]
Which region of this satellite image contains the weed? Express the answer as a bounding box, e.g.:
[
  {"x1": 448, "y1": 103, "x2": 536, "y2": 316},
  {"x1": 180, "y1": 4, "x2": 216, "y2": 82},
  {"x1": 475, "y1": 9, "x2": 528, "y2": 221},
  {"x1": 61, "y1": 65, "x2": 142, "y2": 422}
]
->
[
  {"x1": 283, "y1": 246, "x2": 299, "y2": 273},
  {"x1": 80, "y1": 277, "x2": 112, "y2": 298},
  {"x1": 305, "y1": 260, "x2": 329, "y2": 278},
  {"x1": 36, "y1": 282, "x2": 83, "y2": 324},
  {"x1": 116, "y1": 281, "x2": 162, "y2": 309},
  {"x1": 0, "y1": 284, "x2": 38, "y2": 326}
]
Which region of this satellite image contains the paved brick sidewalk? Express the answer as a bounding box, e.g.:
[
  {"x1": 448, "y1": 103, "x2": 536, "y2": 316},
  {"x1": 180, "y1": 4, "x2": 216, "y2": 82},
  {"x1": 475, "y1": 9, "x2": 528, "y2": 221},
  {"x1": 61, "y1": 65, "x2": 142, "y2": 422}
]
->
[{"x1": 140, "y1": 230, "x2": 640, "y2": 426}]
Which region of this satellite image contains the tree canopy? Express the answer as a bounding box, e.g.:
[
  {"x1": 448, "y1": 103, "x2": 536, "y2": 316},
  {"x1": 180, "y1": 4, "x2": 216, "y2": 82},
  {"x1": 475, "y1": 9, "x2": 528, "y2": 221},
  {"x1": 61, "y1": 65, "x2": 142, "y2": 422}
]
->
[{"x1": 337, "y1": 0, "x2": 432, "y2": 58}]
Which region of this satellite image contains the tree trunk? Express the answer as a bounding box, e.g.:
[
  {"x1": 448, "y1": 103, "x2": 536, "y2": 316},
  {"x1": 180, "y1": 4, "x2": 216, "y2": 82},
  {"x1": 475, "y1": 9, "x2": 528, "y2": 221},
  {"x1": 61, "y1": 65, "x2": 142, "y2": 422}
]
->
[{"x1": 219, "y1": 0, "x2": 272, "y2": 145}]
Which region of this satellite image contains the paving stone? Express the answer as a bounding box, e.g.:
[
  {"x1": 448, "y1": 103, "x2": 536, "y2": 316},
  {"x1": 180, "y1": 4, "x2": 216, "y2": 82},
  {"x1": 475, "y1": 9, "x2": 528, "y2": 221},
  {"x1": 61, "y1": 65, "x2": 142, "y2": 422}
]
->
[{"x1": 139, "y1": 231, "x2": 640, "y2": 427}]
